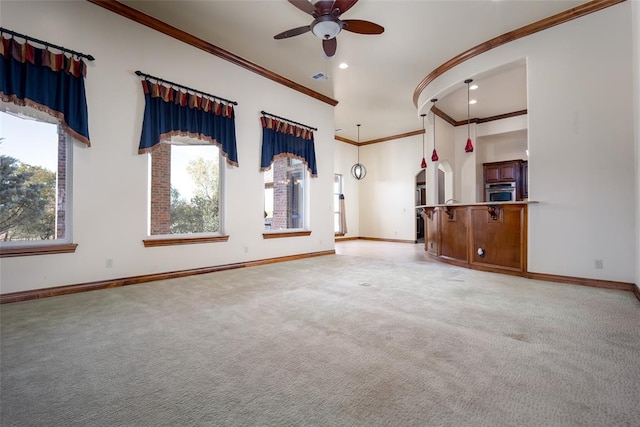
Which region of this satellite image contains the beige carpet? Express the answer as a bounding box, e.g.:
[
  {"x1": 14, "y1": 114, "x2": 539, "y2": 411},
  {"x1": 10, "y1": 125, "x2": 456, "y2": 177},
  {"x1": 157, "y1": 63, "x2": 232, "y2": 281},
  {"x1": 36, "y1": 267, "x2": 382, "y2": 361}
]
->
[{"x1": 1, "y1": 241, "x2": 639, "y2": 426}]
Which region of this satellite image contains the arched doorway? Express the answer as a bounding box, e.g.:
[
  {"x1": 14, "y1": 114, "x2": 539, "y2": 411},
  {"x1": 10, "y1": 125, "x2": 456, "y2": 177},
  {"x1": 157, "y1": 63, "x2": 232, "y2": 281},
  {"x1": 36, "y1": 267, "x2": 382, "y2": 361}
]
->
[{"x1": 415, "y1": 169, "x2": 426, "y2": 241}]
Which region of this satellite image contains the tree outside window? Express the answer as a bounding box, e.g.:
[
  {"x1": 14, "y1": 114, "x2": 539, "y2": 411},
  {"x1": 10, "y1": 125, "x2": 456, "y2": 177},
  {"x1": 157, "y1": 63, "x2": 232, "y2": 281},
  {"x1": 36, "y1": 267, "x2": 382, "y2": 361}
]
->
[
  {"x1": 149, "y1": 142, "x2": 222, "y2": 235},
  {"x1": 0, "y1": 108, "x2": 69, "y2": 243}
]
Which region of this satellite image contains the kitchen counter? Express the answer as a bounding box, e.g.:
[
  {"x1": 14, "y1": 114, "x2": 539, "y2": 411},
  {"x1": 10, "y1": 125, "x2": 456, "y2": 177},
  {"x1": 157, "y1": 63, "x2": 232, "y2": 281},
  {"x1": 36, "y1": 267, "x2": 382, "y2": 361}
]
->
[
  {"x1": 416, "y1": 200, "x2": 538, "y2": 208},
  {"x1": 416, "y1": 201, "x2": 533, "y2": 275}
]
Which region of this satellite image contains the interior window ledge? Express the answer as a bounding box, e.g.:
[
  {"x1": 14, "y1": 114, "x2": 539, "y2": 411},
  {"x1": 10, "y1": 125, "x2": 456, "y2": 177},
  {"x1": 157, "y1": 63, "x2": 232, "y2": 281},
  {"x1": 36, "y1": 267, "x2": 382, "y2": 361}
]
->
[
  {"x1": 0, "y1": 243, "x2": 78, "y2": 258},
  {"x1": 263, "y1": 230, "x2": 312, "y2": 239},
  {"x1": 143, "y1": 235, "x2": 230, "y2": 247}
]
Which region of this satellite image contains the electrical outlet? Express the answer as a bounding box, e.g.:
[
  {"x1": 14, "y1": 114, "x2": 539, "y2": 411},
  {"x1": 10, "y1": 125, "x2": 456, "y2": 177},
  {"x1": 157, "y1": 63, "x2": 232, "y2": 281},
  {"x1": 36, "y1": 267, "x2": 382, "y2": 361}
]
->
[
  {"x1": 594, "y1": 259, "x2": 603, "y2": 269},
  {"x1": 105, "y1": 258, "x2": 113, "y2": 268}
]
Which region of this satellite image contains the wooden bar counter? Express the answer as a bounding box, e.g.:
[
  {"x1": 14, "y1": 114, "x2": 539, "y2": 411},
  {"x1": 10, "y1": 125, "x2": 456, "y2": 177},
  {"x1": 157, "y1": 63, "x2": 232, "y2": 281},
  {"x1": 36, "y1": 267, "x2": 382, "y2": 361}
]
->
[{"x1": 417, "y1": 202, "x2": 535, "y2": 276}]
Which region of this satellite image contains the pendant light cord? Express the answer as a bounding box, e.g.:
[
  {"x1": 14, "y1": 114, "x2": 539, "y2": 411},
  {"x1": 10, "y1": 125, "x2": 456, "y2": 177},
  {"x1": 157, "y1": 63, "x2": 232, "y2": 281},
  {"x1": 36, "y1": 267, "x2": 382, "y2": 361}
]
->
[
  {"x1": 357, "y1": 124, "x2": 361, "y2": 163},
  {"x1": 466, "y1": 79, "x2": 472, "y2": 139},
  {"x1": 432, "y1": 100, "x2": 437, "y2": 150},
  {"x1": 421, "y1": 114, "x2": 426, "y2": 157}
]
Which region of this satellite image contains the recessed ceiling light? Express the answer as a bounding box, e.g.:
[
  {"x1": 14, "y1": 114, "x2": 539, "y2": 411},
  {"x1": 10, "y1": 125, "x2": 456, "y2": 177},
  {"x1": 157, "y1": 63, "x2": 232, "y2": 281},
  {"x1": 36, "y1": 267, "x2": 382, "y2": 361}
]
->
[
  {"x1": 469, "y1": 99, "x2": 477, "y2": 105},
  {"x1": 470, "y1": 84, "x2": 478, "y2": 90},
  {"x1": 338, "y1": 62, "x2": 349, "y2": 69}
]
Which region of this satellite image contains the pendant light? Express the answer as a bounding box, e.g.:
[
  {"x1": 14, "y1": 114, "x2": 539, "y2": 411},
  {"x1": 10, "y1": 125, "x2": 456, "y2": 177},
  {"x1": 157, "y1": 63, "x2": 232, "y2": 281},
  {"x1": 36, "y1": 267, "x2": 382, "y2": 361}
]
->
[
  {"x1": 464, "y1": 79, "x2": 474, "y2": 153},
  {"x1": 420, "y1": 113, "x2": 427, "y2": 169},
  {"x1": 431, "y1": 98, "x2": 439, "y2": 162},
  {"x1": 351, "y1": 124, "x2": 367, "y2": 180}
]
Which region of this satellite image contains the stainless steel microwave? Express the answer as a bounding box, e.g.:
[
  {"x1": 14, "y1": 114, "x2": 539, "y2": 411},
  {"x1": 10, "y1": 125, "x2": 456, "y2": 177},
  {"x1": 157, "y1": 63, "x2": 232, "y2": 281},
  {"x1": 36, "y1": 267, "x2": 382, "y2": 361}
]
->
[{"x1": 485, "y1": 182, "x2": 516, "y2": 202}]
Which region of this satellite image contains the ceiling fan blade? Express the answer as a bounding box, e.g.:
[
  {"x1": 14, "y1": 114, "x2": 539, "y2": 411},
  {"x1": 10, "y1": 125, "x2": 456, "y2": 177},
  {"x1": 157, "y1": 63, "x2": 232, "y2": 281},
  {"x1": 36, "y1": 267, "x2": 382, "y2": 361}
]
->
[
  {"x1": 287, "y1": 0, "x2": 317, "y2": 15},
  {"x1": 333, "y1": 0, "x2": 358, "y2": 15},
  {"x1": 323, "y1": 37, "x2": 337, "y2": 57},
  {"x1": 342, "y1": 19, "x2": 384, "y2": 35},
  {"x1": 274, "y1": 25, "x2": 311, "y2": 40}
]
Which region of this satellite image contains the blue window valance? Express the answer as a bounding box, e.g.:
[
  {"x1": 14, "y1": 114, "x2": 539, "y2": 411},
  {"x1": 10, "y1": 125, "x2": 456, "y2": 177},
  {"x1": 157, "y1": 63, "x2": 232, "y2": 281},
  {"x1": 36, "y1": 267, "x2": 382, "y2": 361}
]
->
[
  {"x1": 0, "y1": 34, "x2": 91, "y2": 146},
  {"x1": 260, "y1": 115, "x2": 317, "y2": 177},
  {"x1": 138, "y1": 79, "x2": 238, "y2": 166}
]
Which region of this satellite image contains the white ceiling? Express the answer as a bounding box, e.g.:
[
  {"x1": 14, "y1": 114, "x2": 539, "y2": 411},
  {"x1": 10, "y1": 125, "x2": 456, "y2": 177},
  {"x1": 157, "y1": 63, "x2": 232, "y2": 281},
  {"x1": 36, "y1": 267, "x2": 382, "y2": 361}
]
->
[{"x1": 120, "y1": 0, "x2": 588, "y2": 142}]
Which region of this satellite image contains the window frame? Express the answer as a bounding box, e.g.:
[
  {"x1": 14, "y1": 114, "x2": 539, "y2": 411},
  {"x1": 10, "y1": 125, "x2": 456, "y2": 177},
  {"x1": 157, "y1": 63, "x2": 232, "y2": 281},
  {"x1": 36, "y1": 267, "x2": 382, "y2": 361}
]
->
[
  {"x1": 0, "y1": 106, "x2": 76, "y2": 257},
  {"x1": 262, "y1": 157, "x2": 310, "y2": 237},
  {"x1": 145, "y1": 139, "x2": 227, "y2": 246}
]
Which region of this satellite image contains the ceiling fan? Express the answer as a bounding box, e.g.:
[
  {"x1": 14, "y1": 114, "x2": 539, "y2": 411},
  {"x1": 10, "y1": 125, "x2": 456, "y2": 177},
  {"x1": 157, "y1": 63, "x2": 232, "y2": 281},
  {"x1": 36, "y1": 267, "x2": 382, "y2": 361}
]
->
[{"x1": 274, "y1": 0, "x2": 384, "y2": 58}]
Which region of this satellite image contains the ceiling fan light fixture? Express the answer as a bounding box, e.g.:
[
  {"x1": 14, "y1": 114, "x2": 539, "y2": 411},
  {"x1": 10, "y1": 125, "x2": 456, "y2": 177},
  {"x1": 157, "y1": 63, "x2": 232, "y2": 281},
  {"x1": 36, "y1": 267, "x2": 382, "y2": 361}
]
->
[
  {"x1": 276, "y1": 1, "x2": 383, "y2": 57},
  {"x1": 312, "y1": 18, "x2": 342, "y2": 39}
]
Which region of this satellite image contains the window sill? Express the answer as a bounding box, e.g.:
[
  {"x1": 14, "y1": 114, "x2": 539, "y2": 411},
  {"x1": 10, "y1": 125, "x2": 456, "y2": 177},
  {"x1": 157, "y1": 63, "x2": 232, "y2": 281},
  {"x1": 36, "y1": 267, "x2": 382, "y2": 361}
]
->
[
  {"x1": 263, "y1": 230, "x2": 312, "y2": 239},
  {"x1": 143, "y1": 235, "x2": 230, "y2": 247},
  {"x1": 0, "y1": 243, "x2": 78, "y2": 258}
]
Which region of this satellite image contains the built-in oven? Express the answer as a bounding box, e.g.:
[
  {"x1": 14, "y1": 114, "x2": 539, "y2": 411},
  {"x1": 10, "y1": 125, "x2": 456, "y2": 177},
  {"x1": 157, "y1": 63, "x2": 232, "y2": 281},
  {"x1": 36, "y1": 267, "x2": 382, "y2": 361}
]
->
[{"x1": 485, "y1": 182, "x2": 516, "y2": 202}]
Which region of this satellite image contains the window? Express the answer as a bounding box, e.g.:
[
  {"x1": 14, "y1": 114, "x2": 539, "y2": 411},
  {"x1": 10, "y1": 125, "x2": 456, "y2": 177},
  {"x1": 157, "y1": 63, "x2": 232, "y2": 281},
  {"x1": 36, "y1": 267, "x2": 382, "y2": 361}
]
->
[
  {"x1": 264, "y1": 157, "x2": 307, "y2": 230},
  {"x1": 334, "y1": 174, "x2": 343, "y2": 234},
  {"x1": 149, "y1": 140, "x2": 222, "y2": 236},
  {"x1": 0, "y1": 105, "x2": 71, "y2": 245}
]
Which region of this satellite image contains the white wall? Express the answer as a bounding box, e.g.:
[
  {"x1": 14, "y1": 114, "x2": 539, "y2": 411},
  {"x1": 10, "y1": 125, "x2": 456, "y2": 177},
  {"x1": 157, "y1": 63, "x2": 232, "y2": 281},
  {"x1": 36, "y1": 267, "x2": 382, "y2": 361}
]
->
[
  {"x1": 418, "y1": 2, "x2": 636, "y2": 283},
  {"x1": 0, "y1": 1, "x2": 335, "y2": 294},
  {"x1": 477, "y1": 132, "x2": 527, "y2": 165},
  {"x1": 358, "y1": 135, "x2": 424, "y2": 241},
  {"x1": 633, "y1": 0, "x2": 640, "y2": 292}
]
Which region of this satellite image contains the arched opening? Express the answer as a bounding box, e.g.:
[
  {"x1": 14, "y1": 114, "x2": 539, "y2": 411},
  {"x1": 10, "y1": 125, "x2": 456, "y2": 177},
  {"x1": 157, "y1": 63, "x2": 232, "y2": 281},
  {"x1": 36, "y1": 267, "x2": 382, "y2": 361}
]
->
[{"x1": 415, "y1": 169, "x2": 426, "y2": 241}]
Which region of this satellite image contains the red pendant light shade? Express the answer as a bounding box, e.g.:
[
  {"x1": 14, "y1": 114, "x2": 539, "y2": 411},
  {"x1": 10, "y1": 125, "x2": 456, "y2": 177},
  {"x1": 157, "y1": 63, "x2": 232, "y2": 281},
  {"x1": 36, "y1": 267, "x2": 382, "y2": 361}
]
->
[
  {"x1": 465, "y1": 138, "x2": 474, "y2": 153},
  {"x1": 431, "y1": 99, "x2": 439, "y2": 162},
  {"x1": 465, "y1": 79, "x2": 474, "y2": 153},
  {"x1": 420, "y1": 113, "x2": 426, "y2": 169}
]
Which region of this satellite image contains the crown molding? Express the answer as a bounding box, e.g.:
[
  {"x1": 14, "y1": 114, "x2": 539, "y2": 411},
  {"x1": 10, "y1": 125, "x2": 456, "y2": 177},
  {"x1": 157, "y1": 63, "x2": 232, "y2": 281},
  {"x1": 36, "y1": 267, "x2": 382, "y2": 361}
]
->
[
  {"x1": 335, "y1": 129, "x2": 425, "y2": 146},
  {"x1": 413, "y1": 0, "x2": 626, "y2": 107},
  {"x1": 335, "y1": 109, "x2": 527, "y2": 146},
  {"x1": 86, "y1": 0, "x2": 338, "y2": 107}
]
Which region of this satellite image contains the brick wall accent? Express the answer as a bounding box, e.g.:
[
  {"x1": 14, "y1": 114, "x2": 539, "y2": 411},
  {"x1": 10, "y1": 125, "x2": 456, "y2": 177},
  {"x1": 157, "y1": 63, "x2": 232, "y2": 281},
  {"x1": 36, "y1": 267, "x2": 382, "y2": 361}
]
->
[
  {"x1": 150, "y1": 144, "x2": 171, "y2": 234},
  {"x1": 56, "y1": 126, "x2": 66, "y2": 239},
  {"x1": 272, "y1": 157, "x2": 290, "y2": 230}
]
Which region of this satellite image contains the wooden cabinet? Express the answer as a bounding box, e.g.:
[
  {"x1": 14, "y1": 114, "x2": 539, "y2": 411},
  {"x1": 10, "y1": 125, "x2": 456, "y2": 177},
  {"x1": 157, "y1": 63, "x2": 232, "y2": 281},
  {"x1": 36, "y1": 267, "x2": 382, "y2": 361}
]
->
[
  {"x1": 520, "y1": 161, "x2": 528, "y2": 199},
  {"x1": 422, "y1": 203, "x2": 528, "y2": 275},
  {"x1": 484, "y1": 159, "x2": 528, "y2": 201},
  {"x1": 439, "y1": 206, "x2": 468, "y2": 265},
  {"x1": 470, "y1": 204, "x2": 526, "y2": 272},
  {"x1": 422, "y1": 208, "x2": 438, "y2": 256},
  {"x1": 484, "y1": 160, "x2": 520, "y2": 183}
]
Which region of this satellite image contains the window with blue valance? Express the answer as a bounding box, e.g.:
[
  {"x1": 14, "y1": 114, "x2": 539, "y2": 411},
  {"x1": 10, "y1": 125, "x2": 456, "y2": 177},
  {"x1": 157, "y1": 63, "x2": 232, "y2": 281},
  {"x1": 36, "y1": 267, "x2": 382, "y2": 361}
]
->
[
  {"x1": 0, "y1": 33, "x2": 91, "y2": 146},
  {"x1": 260, "y1": 114, "x2": 317, "y2": 177},
  {"x1": 138, "y1": 78, "x2": 238, "y2": 167}
]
